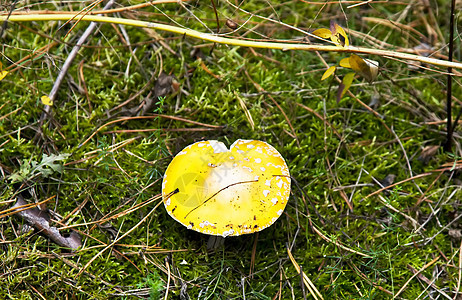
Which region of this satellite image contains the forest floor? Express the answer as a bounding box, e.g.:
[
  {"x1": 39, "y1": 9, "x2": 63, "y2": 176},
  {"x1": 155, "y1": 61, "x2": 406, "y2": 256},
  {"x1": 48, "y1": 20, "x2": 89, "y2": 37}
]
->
[{"x1": 1, "y1": 0, "x2": 462, "y2": 299}]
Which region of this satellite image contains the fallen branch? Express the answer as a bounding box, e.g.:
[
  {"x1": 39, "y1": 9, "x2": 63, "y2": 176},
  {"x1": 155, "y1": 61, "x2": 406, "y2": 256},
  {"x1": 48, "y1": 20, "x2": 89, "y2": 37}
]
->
[{"x1": 1, "y1": 14, "x2": 461, "y2": 70}]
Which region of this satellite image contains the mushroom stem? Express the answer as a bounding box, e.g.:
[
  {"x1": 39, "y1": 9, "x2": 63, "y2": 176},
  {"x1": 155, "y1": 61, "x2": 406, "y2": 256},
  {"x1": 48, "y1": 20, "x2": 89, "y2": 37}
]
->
[{"x1": 207, "y1": 236, "x2": 225, "y2": 251}]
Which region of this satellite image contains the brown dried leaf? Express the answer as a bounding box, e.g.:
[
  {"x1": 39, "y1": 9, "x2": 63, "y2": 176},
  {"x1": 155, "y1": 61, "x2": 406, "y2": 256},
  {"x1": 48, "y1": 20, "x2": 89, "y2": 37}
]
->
[
  {"x1": 226, "y1": 19, "x2": 238, "y2": 30},
  {"x1": 140, "y1": 72, "x2": 179, "y2": 115},
  {"x1": 12, "y1": 196, "x2": 81, "y2": 250},
  {"x1": 380, "y1": 174, "x2": 396, "y2": 188},
  {"x1": 418, "y1": 145, "x2": 439, "y2": 164},
  {"x1": 448, "y1": 229, "x2": 462, "y2": 241}
]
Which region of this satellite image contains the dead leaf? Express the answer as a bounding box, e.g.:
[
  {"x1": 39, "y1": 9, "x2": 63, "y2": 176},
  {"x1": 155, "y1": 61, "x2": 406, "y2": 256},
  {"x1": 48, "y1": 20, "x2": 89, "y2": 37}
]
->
[
  {"x1": 154, "y1": 72, "x2": 178, "y2": 99},
  {"x1": 140, "y1": 72, "x2": 179, "y2": 115},
  {"x1": 380, "y1": 174, "x2": 396, "y2": 188},
  {"x1": 226, "y1": 19, "x2": 238, "y2": 30},
  {"x1": 448, "y1": 229, "x2": 462, "y2": 241},
  {"x1": 418, "y1": 145, "x2": 439, "y2": 164},
  {"x1": 368, "y1": 93, "x2": 381, "y2": 109},
  {"x1": 12, "y1": 196, "x2": 81, "y2": 250}
]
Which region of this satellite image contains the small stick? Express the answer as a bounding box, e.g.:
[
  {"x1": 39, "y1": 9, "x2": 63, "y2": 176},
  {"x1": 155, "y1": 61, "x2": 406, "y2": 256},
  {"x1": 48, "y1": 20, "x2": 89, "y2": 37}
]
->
[
  {"x1": 393, "y1": 256, "x2": 440, "y2": 299},
  {"x1": 36, "y1": 0, "x2": 115, "y2": 133},
  {"x1": 444, "y1": 0, "x2": 456, "y2": 151},
  {"x1": 3, "y1": 14, "x2": 462, "y2": 70},
  {"x1": 455, "y1": 241, "x2": 462, "y2": 300},
  {"x1": 164, "y1": 257, "x2": 171, "y2": 300},
  {"x1": 10, "y1": 196, "x2": 81, "y2": 250}
]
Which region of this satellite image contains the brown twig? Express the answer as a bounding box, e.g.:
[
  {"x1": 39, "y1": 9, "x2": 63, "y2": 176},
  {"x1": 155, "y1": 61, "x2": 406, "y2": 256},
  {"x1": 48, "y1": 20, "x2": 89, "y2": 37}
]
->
[
  {"x1": 36, "y1": 0, "x2": 115, "y2": 140},
  {"x1": 393, "y1": 256, "x2": 440, "y2": 299},
  {"x1": 78, "y1": 115, "x2": 224, "y2": 148},
  {"x1": 363, "y1": 172, "x2": 432, "y2": 201}
]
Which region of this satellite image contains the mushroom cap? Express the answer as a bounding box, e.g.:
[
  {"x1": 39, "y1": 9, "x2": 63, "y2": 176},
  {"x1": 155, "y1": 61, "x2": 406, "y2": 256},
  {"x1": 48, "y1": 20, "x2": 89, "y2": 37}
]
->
[{"x1": 162, "y1": 139, "x2": 291, "y2": 237}]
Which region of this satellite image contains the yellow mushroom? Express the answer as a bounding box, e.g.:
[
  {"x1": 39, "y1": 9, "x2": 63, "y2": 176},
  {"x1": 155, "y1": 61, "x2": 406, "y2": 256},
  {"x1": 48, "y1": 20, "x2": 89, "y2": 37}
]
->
[{"x1": 162, "y1": 139, "x2": 291, "y2": 237}]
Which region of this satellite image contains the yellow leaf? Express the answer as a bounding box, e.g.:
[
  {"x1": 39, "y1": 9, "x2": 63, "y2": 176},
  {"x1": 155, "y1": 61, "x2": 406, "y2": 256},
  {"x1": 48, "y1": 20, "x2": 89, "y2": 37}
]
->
[
  {"x1": 349, "y1": 54, "x2": 379, "y2": 82},
  {"x1": 0, "y1": 70, "x2": 7, "y2": 81},
  {"x1": 321, "y1": 66, "x2": 336, "y2": 81},
  {"x1": 312, "y1": 28, "x2": 332, "y2": 39},
  {"x1": 41, "y1": 95, "x2": 53, "y2": 106},
  {"x1": 342, "y1": 72, "x2": 355, "y2": 95},
  {"x1": 337, "y1": 72, "x2": 355, "y2": 102},
  {"x1": 335, "y1": 23, "x2": 349, "y2": 47},
  {"x1": 339, "y1": 57, "x2": 351, "y2": 68},
  {"x1": 349, "y1": 54, "x2": 368, "y2": 73},
  {"x1": 330, "y1": 21, "x2": 349, "y2": 47}
]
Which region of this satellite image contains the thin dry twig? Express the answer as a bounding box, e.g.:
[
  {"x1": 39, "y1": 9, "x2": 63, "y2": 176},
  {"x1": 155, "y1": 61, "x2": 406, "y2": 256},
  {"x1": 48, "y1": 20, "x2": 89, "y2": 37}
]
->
[
  {"x1": 10, "y1": 196, "x2": 81, "y2": 250},
  {"x1": 407, "y1": 264, "x2": 451, "y2": 300},
  {"x1": 363, "y1": 172, "x2": 432, "y2": 200},
  {"x1": 310, "y1": 224, "x2": 371, "y2": 258},
  {"x1": 77, "y1": 200, "x2": 162, "y2": 276},
  {"x1": 287, "y1": 247, "x2": 324, "y2": 300},
  {"x1": 164, "y1": 258, "x2": 171, "y2": 300},
  {"x1": 3, "y1": 14, "x2": 462, "y2": 70},
  {"x1": 79, "y1": 115, "x2": 224, "y2": 148},
  {"x1": 393, "y1": 256, "x2": 440, "y2": 299},
  {"x1": 0, "y1": 196, "x2": 54, "y2": 219},
  {"x1": 37, "y1": 0, "x2": 115, "y2": 128},
  {"x1": 5, "y1": 41, "x2": 58, "y2": 72}
]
